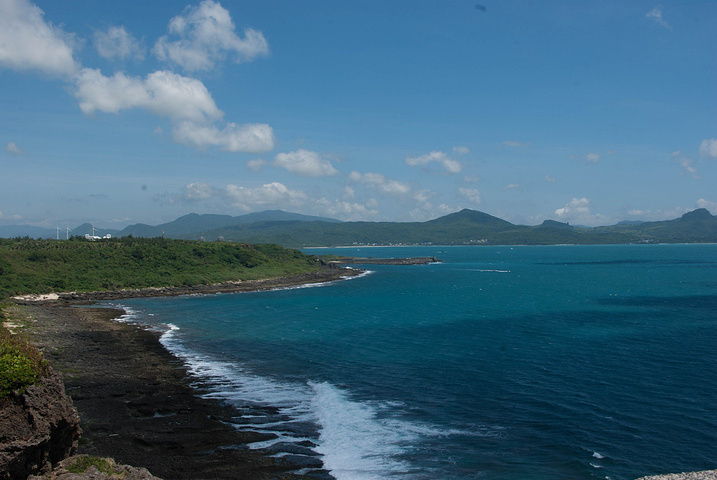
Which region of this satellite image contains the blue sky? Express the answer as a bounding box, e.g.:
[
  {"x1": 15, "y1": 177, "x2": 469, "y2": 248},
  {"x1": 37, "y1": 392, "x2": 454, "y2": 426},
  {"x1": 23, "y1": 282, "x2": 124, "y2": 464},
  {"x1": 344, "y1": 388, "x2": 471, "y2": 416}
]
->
[{"x1": 1, "y1": 0, "x2": 715, "y2": 228}]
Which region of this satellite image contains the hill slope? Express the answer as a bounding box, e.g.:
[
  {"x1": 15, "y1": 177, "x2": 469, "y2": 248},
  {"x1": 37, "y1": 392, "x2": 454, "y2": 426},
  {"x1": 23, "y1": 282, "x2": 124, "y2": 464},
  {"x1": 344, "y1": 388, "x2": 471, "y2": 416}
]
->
[
  {"x1": 0, "y1": 237, "x2": 322, "y2": 298},
  {"x1": 2, "y1": 209, "x2": 715, "y2": 246},
  {"x1": 118, "y1": 210, "x2": 340, "y2": 238},
  {"x1": 187, "y1": 208, "x2": 717, "y2": 247}
]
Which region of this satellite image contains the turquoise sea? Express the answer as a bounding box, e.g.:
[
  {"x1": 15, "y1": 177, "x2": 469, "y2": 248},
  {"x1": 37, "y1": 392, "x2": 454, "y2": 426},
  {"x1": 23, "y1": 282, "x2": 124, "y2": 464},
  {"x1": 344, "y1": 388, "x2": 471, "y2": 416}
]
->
[{"x1": 110, "y1": 245, "x2": 717, "y2": 480}]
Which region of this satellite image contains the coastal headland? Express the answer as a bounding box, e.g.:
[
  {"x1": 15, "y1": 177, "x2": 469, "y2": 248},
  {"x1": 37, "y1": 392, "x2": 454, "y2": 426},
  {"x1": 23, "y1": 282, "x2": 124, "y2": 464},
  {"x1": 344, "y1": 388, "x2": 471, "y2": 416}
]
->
[
  {"x1": 329, "y1": 256, "x2": 440, "y2": 266},
  {"x1": 13, "y1": 268, "x2": 363, "y2": 303},
  {"x1": 10, "y1": 269, "x2": 364, "y2": 479}
]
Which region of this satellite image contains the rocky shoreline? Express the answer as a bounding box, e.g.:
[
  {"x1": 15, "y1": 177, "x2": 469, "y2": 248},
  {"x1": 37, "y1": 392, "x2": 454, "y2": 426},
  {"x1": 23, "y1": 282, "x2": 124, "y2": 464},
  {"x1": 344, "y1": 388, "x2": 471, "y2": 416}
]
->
[
  {"x1": 7, "y1": 268, "x2": 366, "y2": 480},
  {"x1": 331, "y1": 256, "x2": 441, "y2": 266},
  {"x1": 635, "y1": 471, "x2": 717, "y2": 480},
  {"x1": 13, "y1": 303, "x2": 331, "y2": 480},
  {"x1": 13, "y1": 268, "x2": 363, "y2": 304}
]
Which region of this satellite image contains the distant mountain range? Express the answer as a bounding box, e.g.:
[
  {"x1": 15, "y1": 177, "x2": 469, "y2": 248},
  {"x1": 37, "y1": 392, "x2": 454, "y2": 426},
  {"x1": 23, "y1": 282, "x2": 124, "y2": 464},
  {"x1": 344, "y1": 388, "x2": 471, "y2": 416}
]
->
[{"x1": 2, "y1": 208, "x2": 716, "y2": 247}]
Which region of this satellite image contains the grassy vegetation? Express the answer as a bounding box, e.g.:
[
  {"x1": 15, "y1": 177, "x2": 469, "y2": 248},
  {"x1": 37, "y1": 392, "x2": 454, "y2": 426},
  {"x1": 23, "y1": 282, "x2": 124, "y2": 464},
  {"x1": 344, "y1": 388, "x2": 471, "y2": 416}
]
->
[
  {"x1": 66, "y1": 456, "x2": 120, "y2": 475},
  {"x1": 0, "y1": 237, "x2": 322, "y2": 299},
  {"x1": 0, "y1": 313, "x2": 48, "y2": 397}
]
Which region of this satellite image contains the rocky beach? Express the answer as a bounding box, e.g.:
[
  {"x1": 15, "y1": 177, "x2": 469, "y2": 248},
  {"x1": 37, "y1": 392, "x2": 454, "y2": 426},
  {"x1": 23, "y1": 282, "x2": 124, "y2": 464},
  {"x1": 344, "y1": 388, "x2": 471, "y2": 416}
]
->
[
  {"x1": 12, "y1": 303, "x2": 328, "y2": 479},
  {"x1": 6, "y1": 269, "x2": 363, "y2": 480}
]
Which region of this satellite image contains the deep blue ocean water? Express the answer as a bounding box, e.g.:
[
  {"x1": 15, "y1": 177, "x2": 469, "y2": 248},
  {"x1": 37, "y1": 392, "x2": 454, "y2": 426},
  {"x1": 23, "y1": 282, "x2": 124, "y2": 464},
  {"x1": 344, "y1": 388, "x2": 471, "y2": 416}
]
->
[{"x1": 109, "y1": 245, "x2": 716, "y2": 480}]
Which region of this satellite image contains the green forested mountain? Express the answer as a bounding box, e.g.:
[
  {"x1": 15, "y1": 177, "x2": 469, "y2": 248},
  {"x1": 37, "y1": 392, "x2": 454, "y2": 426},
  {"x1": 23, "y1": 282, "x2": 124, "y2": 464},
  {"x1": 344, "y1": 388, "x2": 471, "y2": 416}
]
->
[
  {"x1": 2, "y1": 209, "x2": 715, "y2": 247},
  {"x1": 118, "y1": 210, "x2": 341, "y2": 238},
  {"x1": 0, "y1": 210, "x2": 340, "y2": 240},
  {"x1": 182, "y1": 208, "x2": 717, "y2": 247}
]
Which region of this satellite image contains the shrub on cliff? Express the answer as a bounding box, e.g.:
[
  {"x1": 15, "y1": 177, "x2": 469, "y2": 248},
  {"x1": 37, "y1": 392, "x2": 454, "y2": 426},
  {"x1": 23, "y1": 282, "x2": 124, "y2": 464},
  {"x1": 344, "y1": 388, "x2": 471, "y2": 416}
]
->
[{"x1": 0, "y1": 324, "x2": 48, "y2": 397}]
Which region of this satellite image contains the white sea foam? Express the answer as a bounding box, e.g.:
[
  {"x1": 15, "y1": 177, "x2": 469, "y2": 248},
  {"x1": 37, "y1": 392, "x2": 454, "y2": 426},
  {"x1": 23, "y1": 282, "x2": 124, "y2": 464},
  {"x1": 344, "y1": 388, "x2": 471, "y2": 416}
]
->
[
  {"x1": 263, "y1": 269, "x2": 373, "y2": 293},
  {"x1": 111, "y1": 302, "x2": 459, "y2": 480},
  {"x1": 309, "y1": 381, "x2": 416, "y2": 479},
  {"x1": 110, "y1": 304, "x2": 140, "y2": 323},
  {"x1": 159, "y1": 323, "x2": 180, "y2": 343},
  {"x1": 156, "y1": 329, "x2": 437, "y2": 479}
]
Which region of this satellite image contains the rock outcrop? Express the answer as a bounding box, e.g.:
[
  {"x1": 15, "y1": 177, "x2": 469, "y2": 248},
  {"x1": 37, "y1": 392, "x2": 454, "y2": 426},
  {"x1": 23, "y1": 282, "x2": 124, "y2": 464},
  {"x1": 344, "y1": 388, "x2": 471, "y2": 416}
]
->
[
  {"x1": 0, "y1": 369, "x2": 82, "y2": 480},
  {"x1": 636, "y1": 471, "x2": 717, "y2": 480},
  {"x1": 28, "y1": 455, "x2": 162, "y2": 480}
]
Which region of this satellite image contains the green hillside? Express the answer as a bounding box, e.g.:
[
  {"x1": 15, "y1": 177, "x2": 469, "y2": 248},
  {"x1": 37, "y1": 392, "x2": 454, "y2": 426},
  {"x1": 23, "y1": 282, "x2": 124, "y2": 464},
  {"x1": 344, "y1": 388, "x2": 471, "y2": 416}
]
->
[
  {"x1": 118, "y1": 210, "x2": 341, "y2": 238},
  {"x1": 0, "y1": 237, "x2": 321, "y2": 299},
  {"x1": 3, "y1": 208, "x2": 715, "y2": 248},
  {"x1": 182, "y1": 208, "x2": 717, "y2": 247}
]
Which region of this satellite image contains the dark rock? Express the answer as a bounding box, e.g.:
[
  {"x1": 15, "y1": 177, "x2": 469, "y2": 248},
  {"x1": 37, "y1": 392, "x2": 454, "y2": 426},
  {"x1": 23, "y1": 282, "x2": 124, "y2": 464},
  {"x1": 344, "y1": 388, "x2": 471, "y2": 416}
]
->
[
  {"x1": 0, "y1": 369, "x2": 82, "y2": 480},
  {"x1": 277, "y1": 454, "x2": 324, "y2": 469},
  {"x1": 261, "y1": 441, "x2": 320, "y2": 456}
]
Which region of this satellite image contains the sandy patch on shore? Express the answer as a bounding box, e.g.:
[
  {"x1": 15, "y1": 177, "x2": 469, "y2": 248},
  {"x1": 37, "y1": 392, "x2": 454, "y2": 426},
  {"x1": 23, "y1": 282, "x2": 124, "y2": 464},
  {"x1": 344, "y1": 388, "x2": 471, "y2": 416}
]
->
[{"x1": 12, "y1": 293, "x2": 60, "y2": 302}]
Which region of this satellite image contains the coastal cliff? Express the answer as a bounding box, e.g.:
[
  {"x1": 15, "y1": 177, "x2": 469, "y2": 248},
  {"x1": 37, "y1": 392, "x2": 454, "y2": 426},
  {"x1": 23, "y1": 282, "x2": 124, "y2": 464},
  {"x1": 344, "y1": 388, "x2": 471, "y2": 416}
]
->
[
  {"x1": 0, "y1": 365, "x2": 161, "y2": 480},
  {"x1": 0, "y1": 368, "x2": 81, "y2": 479}
]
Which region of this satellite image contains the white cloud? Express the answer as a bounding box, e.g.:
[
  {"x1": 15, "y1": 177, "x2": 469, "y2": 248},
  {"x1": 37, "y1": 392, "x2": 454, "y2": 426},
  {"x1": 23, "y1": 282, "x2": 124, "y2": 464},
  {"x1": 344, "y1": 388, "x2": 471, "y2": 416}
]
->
[
  {"x1": 226, "y1": 182, "x2": 307, "y2": 211},
  {"x1": 153, "y1": 0, "x2": 269, "y2": 72},
  {"x1": 646, "y1": 6, "x2": 671, "y2": 30},
  {"x1": 459, "y1": 187, "x2": 481, "y2": 205},
  {"x1": 75, "y1": 66, "x2": 276, "y2": 154},
  {"x1": 442, "y1": 159, "x2": 462, "y2": 174},
  {"x1": 314, "y1": 198, "x2": 379, "y2": 220},
  {"x1": 627, "y1": 206, "x2": 688, "y2": 221},
  {"x1": 94, "y1": 26, "x2": 145, "y2": 61},
  {"x1": 0, "y1": 0, "x2": 78, "y2": 76},
  {"x1": 6, "y1": 142, "x2": 25, "y2": 155},
  {"x1": 412, "y1": 189, "x2": 433, "y2": 205},
  {"x1": 349, "y1": 171, "x2": 411, "y2": 196},
  {"x1": 503, "y1": 184, "x2": 520, "y2": 190},
  {"x1": 437, "y1": 204, "x2": 453, "y2": 214},
  {"x1": 75, "y1": 68, "x2": 223, "y2": 123},
  {"x1": 677, "y1": 156, "x2": 700, "y2": 179},
  {"x1": 696, "y1": 199, "x2": 716, "y2": 212},
  {"x1": 406, "y1": 151, "x2": 462, "y2": 174},
  {"x1": 159, "y1": 181, "x2": 307, "y2": 211},
  {"x1": 0, "y1": 208, "x2": 23, "y2": 221},
  {"x1": 173, "y1": 121, "x2": 274, "y2": 153},
  {"x1": 183, "y1": 182, "x2": 214, "y2": 201},
  {"x1": 699, "y1": 139, "x2": 717, "y2": 159},
  {"x1": 553, "y1": 197, "x2": 611, "y2": 225},
  {"x1": 545, "y1": 175, "x2": 556, "y2": 183},
  {"x1": 586, "y1": 152, "x2": 601, "y2": 163},
  {"x1": 555, "y1": 197, "x2": 590, "y2": 219},
  {"x1": 453, "y1": 146, "x2": 470, "y2": 155},
  {"x1": 503, "y1": 140, "x2": 530, "y2": 148},
  {"x1": 274, "y1": 149, "x2": 338, "y2": 177},
  {"x1": 75, "y1": 69, "x2": 151, "y2": 115},
  {"x1": 246, "y1": 158, "x2": 267, "y2": 172},
  {"x1": 1, "y1": 1, "x2": 273, "y2": 156}
]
